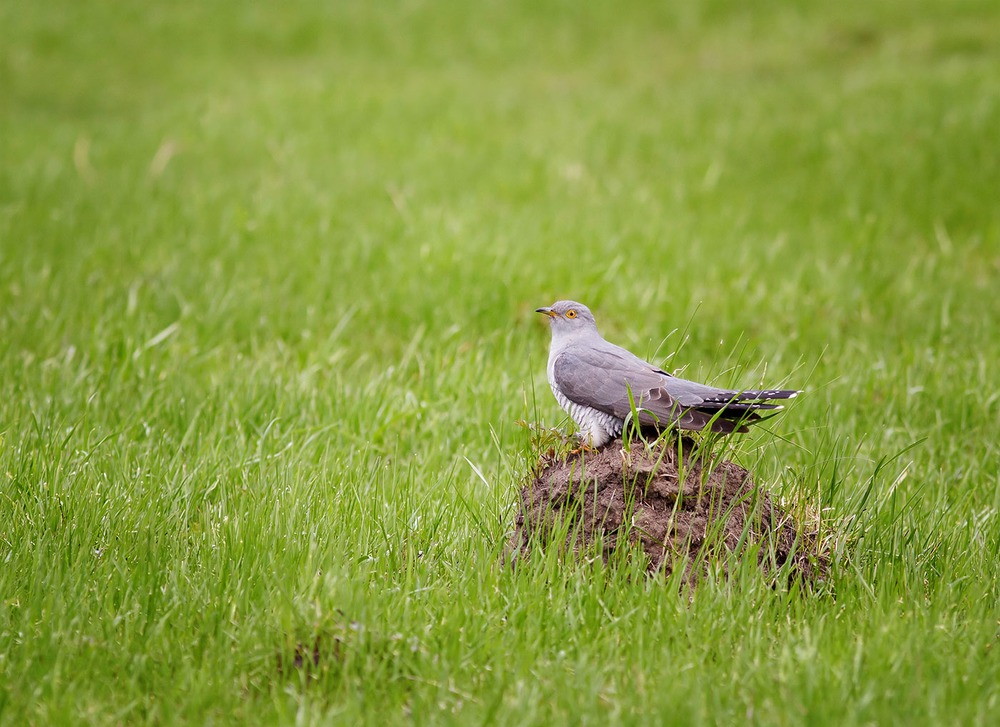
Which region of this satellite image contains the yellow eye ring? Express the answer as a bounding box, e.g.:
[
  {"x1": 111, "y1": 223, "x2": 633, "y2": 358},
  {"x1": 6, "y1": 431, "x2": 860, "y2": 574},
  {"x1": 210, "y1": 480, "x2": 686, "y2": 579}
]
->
[{"x1": 565, "y1": 309, "x2": 577, "y2": 319}]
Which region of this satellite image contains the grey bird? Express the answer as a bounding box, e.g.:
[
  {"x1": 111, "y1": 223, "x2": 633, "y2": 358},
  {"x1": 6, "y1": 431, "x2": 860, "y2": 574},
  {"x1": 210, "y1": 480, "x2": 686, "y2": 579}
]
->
[{"x1": 536, "y1": 300, "x2": 798, "y2": 447}]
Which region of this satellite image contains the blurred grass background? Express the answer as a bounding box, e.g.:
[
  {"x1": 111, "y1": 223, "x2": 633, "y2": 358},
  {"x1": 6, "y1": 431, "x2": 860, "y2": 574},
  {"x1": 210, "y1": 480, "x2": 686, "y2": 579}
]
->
[{"x1": 2, "y1": 0, "x2": 999, "y2": 724}]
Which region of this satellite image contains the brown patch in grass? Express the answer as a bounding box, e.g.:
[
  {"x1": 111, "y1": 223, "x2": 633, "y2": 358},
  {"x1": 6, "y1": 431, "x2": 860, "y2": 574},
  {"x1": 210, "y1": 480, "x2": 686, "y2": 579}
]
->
[{"x1": 510, "y1": 439, "x2": 827, "y2": 586}]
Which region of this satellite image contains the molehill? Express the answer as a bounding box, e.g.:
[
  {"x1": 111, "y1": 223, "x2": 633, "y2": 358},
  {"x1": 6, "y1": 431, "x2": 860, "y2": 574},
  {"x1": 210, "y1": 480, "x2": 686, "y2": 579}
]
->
[{"x1": 510, "y1": 439, "x2": 825, "y2": 585}]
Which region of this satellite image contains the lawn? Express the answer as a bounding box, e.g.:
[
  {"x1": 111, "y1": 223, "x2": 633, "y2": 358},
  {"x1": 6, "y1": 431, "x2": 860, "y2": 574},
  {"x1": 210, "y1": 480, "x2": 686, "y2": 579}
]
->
[{"x1": 2, "y1": 0, "x2": 999, "y2": 724}]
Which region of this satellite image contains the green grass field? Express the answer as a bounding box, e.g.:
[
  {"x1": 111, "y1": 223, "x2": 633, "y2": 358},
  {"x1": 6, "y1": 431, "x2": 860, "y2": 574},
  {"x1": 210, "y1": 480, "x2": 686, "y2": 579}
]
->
[{"x1": 2, "y1": 0, "x2": 999, "y2": 723}]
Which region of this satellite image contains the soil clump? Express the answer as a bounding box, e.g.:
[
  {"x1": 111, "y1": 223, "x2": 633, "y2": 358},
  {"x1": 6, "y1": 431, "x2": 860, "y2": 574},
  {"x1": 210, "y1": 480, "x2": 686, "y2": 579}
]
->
[{"x1": 511, "y1": 439, "x2": 825, "y2": 585}]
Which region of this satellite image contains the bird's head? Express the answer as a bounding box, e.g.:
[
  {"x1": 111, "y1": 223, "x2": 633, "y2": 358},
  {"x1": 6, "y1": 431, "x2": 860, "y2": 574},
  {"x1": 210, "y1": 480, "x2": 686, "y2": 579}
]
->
[{"x1": 535, "y1": 300, "x2": 599, "y2": 338}]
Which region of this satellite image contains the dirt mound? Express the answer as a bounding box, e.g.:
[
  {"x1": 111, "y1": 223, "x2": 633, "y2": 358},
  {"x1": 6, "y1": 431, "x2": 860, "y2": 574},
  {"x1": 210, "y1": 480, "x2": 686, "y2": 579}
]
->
[{"x1": 511, "y1": 439, "x2": 824, "y2": 585}]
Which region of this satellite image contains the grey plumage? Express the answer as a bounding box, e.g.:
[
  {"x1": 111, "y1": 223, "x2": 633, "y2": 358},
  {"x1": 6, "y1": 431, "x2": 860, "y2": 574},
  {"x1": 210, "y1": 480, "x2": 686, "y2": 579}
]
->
[{"x1": 536, "y1": 300, "x2": 798, "y2": 447}]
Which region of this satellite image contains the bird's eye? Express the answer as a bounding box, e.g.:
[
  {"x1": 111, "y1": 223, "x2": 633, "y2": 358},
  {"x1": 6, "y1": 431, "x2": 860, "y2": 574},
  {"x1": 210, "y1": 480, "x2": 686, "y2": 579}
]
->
[{"x1": 565, "y1": 309, "x2": 577, "y2": 319}]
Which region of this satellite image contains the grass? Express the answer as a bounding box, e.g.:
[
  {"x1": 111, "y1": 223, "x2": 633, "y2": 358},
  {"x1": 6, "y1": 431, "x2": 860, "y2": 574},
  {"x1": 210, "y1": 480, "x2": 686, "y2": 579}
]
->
[{"x1": 2, "y1": 0, "x2": 999, "y2": 723}]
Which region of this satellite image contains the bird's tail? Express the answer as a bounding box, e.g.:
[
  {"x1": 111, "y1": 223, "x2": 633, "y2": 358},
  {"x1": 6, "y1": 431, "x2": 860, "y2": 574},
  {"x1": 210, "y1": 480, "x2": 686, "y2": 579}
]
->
[
  {"x1": 696, "y1": 389, "x2": 800, "y2": 432},
  {"x1": 701, "y1": 389, "x2": 799, "y2": 406}
]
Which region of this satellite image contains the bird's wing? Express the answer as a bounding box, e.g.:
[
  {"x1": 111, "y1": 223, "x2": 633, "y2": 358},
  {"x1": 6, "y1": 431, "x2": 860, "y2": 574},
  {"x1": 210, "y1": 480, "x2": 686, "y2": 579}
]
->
[
  {"x1": 553, "y1": 341, "x2": 798, "y2": 433},
  {"x1": 553, "y1": 344, "x2": 729, "y2": 431}
]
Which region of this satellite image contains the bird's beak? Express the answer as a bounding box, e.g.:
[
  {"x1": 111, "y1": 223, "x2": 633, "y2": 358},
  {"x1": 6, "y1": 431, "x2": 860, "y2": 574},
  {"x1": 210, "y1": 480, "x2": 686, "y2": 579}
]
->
[{"x1": 535, "y1": 307, "x2": 557, "y2": 318}]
